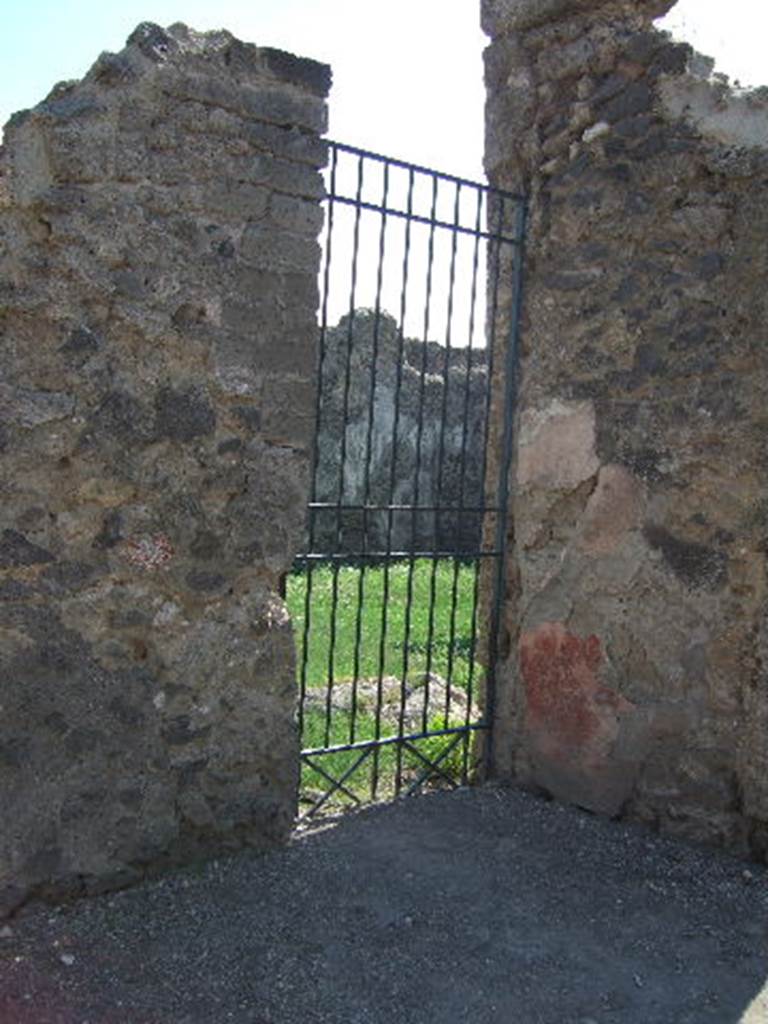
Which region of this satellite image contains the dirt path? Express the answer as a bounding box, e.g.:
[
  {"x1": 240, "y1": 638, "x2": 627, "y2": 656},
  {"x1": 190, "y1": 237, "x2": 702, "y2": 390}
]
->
[{"x1": 1, "y1": 787, "x2": 767, "y2": 1023}]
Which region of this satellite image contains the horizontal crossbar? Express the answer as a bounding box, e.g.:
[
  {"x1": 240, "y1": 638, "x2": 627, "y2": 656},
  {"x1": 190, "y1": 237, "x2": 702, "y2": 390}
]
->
[
  {"x1": 307, "y1": 502, "x2": 502, "y2": 514},
  {"x1": 329, "y1": 194, "x2": 521, "y2": 247},
  {"x1": 294, "y1": 550, "x2": 502, "y2": 564},
  {"x1": 301, "y1": 721, "x2": 487, "y2": 759},
  {"x1": 328, "y1": 139, "x2": 526, "y2": 203}
]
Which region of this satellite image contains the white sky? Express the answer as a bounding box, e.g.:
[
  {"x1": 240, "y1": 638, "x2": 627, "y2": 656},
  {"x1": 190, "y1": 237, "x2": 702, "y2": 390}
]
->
[
  {"x1": 3, "y1": 1, "x2": 767, "y2": 168},
  {"x1": 1, "y1": 0, "x2": 766, "y2": 341},
  {"x1": 657, "y1": 0, "x2": 767, "y2": 88},
  {"x1": 0, "y1": 0, "x2": 487, "y2": 179}
]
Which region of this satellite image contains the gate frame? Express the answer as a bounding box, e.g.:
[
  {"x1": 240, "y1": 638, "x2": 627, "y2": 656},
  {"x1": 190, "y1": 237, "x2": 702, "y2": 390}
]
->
[{"x1": 292, "y1": 140, "x2": 527, "y2": 818}]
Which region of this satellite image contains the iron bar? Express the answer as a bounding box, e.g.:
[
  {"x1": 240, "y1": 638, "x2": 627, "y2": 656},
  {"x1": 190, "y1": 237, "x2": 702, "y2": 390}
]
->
[
  {"x1": 300, "y1": 756, "x2": 362, "y2": 805},
  {"x1": 395, "y1": 171, "x2": 440, "y2": 789},
  {"x1": 445, "y1": 185, "x2": 485, "y2": 751},
  {"x1": 323, "y1": 153, "x2": 366, "y2": 748},
  {"x1": 363, "y1": 162, "x2": 391, "y2": 800},
  {"x1": 383, "y1": 167, "x2": 415, "y2": 798},
  {"x1": 307, "y1": 502, "x2": 504, "y2": 514},
  {"x1": 294, "y1": 549, "x2": 504, "y2": 564},
  {"x1": 297, "y1": 144, "x2": 338, "y2": 741},
  {"x1": 422, "y1": 179, "x2": 462, "y2": 734},
  {"x1": 301, "y1": 721, "x2": 488, "y2": 759},
  {"x1": 483, "y1": 195, "x2": 528, "y2": 779},
  {"x1": 299, "y1": 747, "x2": 373, "y2": 819}
]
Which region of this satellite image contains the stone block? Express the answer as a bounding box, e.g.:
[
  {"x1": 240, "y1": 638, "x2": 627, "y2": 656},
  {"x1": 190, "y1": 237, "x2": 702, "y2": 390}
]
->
[
  {"x1": 269, "y1": 193, "x2": 325, "y2": 235},
  {"x1": 643, "y1": 524, "x2": 728, "y2": 592},
  {"x1": 600, "y1": 81, "x2": 654, "y2": 124},
  {"x1": 5, "y1": 118, "x2": 53, "y2": 206},
  {"x1": 215, "y1": 314, "x2": 317, "y2": 381},
  {"x1": 48, "y1": 126, "x2": 115, "y2": 183},
  {"x1": 259, "y1": 47, "x2": 332, "y2": 97},
  {"x1": 248, "y1": 154, "x2": 325, "y2": 200},
  {"x1": 242, "y1": 86, "x2": 328, "y2": 135},
  {"x1": 240, "y1": 223, "x2": 322, "y2": 274},
  {"x1": 0, "y1": 383, "x2": 75, "y2": 427},
  {"x1": 260, "y1": 375, "x2": 316, "y2": 448},
  {"x1": 154, "y1": 386, "x2": 217, "y2": 442},
  {"x1": 201, "y1": 182, "x2": 270, "y2": 222},
  {"x1": 0, "y1": 530, "x2": 56, "y2": 568},
  {"x1": 243, "y1": 122, "x2": 329, "y2": 169}
]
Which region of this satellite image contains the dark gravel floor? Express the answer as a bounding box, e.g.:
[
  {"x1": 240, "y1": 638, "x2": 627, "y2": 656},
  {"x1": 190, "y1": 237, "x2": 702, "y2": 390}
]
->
[{"x1": 1, "y1": 786, "x2": 767, "y2": 1023}]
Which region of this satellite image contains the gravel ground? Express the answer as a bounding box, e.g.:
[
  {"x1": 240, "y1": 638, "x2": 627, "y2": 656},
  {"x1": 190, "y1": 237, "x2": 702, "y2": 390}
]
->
[{"x1": 1, "y1": 786, "x2": 767, "y2": 1023}]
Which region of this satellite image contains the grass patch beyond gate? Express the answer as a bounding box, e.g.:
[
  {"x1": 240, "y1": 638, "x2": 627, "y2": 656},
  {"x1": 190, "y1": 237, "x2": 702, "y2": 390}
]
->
[
  {"x1": 286, "y1": 559, "x2": 485, "y2": 808},
  {"x1": 286, "y1": 558, "x2": 482, "y2": 691}
]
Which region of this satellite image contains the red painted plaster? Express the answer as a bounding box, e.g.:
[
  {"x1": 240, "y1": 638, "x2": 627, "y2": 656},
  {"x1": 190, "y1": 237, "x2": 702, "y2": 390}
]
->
[{"x1": 520, "y1": 622, "x2": 633, "y2": 771}]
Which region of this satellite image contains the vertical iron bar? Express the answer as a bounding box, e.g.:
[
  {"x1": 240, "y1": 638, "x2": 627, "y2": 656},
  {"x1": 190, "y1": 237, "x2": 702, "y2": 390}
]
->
[
  {"x1": 391, "y1": 167, "x2": 415, "y2": 794},
  {"x1": 421, "y1": 180, "x2": 462, "y2": 735},
  {"x1": 383, "y1": 168, "x2": 415, "y2": 798},
  {"x1": 463, "y1": 193, "x2": 507, "y2": 772},
  {"x1": 398, "y1": 172, "x2": 440, "y2": 787},
  {"x1": 360, "y1": 160, "x2": 390, "y2": 800},
  {"x1": 298, "y1": 143, "x2": 338, "y2": 747},
  {"x1": 445, "y1": 186, "x2": 484, "y2": 774},
  {"x1": 483, "y1": 195, "x2": 527, "y2": 779},
  {"x1": 324, "y1": 152, "x2": 365, "y2": 749}
]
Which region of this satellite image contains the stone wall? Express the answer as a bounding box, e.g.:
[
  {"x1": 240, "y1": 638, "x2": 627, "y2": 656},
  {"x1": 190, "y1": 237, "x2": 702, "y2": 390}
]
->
[
  {"x1": 483, "y1": 0, "x2": 768, "y2": 856},
  {"x1": 311, "y1": 309, "x2": 489, "y2": 556},
  {"x1": 0, "y1": 23, "x2": 329, "y2": 914}
]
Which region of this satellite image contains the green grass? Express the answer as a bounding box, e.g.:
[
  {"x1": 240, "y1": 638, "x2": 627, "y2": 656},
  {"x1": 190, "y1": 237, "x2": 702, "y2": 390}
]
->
[
  {"x1": 287, "y1": 558, "x2": 483, "y2": 691},
  {"x1": 286, "y1": 558, "x2": 485, "y2": 811}
]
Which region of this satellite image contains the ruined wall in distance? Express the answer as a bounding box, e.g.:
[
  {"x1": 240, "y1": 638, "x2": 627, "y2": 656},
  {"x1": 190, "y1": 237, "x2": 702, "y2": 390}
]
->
[
  {"x1": 483, "y1": 0, "x2": 768, "y2": 856},
  {"x1": 312, "y1": 310, "x2": 489, "y2": 556},
  {"x1": 0, "y1": 22, "x2": 329, "y2": 915}
]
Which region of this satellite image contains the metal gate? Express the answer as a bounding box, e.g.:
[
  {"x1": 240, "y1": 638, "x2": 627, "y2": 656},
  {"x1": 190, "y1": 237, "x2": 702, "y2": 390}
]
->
[{"x1": 289, "y1": 141, "x2": 525, "y2": 818}]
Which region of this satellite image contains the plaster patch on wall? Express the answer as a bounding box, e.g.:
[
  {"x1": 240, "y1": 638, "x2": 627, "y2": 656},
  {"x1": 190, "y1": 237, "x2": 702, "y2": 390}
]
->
[
  {"x1": 577, "y1": 464, "x2": 643, "y2": 555},
  {"x1": 659, "y1": 75, "x2": 768, "y2": 151},
  {"x1": 516, "y1": 399, "x2": 600, "y2": 491}
]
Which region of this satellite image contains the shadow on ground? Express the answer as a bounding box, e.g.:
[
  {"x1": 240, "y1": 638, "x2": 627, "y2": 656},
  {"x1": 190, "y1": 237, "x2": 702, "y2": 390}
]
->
[{"x1": 1, "y1": 787, "x2": 767, "y2": 1023}]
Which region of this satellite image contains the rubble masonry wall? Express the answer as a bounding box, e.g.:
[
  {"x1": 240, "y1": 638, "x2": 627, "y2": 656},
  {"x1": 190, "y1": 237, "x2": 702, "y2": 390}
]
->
[
  {"x1": 0, "y1": 22, "x2": 329, "y2": 914},
  {"x1": 483, "y1": 0, "x2": 768, "y2": 856}
]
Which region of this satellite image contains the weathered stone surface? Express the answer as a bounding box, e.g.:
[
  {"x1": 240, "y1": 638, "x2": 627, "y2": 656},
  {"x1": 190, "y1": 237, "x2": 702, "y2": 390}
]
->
[
  {"x1": 577, "y1": 464, "x2": 643, "y2": 554},
  {"x1": 0, "y1": 384, "x2": 75, "y2": 427},
  {"x1": 0, "y1": 23, "x2": 328, "y2": 915},
  {"x1": 311, "y1": 310, "x2": 490, "y2": 555},
  {"x1": 481, "y1": 0, "x2": 675, "y2": 36},
  {"x1": 0, "y1": 530, "x2": 56, "y2": 568},
  {"x1": 520, "y1": 622, "x2": 638, "y2": 815},
  {"x1": 484, "y1": 0, "x2": 768, "y2": 858}
]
